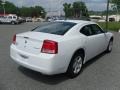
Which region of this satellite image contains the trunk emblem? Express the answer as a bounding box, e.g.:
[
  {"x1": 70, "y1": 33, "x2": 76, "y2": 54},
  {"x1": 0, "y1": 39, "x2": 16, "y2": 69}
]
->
[
  {"x1": 19, "y1": 54, "x2": 28, "y2": 59},
  {"x1": 24, "y1": 40, "x2": 27, "y2": 48},
  {"x1": 25, "y1": 40, "x2": 27, "y2": 44},
  {"x1": 24, "y1": 45, "x2": 26, "y2": 48}
]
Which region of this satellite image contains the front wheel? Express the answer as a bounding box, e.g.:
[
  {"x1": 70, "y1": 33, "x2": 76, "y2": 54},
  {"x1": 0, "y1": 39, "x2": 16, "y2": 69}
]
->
[
  {"x1": 106, "y1": 40, "x2": 113, "y2": 53},
  {"x1": 67, "y1": 53, "x2": 83, "y2": 78}
]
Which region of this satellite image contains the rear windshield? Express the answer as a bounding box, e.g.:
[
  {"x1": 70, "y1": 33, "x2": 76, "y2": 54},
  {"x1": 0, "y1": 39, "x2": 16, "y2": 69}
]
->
[{"x1": 33, "y1": 22, "x2": 76, "y2": 35}]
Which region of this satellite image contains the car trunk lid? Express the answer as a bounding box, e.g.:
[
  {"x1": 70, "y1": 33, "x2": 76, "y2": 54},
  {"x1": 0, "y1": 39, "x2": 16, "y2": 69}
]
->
[{"x1": 15, "y1": 31, "x2": 61, "y2": 54}]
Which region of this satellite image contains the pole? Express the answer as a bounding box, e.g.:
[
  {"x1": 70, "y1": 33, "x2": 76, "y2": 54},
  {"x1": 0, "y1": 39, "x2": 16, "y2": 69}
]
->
[
  {"x1": 3, "y1": 4, "x2": 5, "y2": 16},
  {"x1": 2, "y1": 0, "x2": 5, "y2": 16},
  {"x1": 106, "y1": 0, "x2": 110, "y2": 31}
]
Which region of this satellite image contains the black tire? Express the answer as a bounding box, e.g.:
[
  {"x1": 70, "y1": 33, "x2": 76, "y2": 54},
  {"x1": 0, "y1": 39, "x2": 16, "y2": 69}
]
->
[
  {"x1": 67, "y1": 52, "x2": 83, "y2": 78},
  {"x1": 106, "y1": 39, "x2": 113, "y2": 53},
  {"x1": 11, "y1": 21, "x2": 15, "y2": 25}
]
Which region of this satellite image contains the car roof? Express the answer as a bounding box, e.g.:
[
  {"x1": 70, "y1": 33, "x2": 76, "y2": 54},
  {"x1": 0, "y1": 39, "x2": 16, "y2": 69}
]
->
[{"x1": 55, "y1": 20, "x2": 96, "y2": 25}]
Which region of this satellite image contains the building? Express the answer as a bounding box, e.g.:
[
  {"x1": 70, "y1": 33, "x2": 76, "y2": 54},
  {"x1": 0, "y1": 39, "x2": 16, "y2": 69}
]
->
[
  {"x1": 108, "y1": 15, "x2": 120, "y2": 22},
  {"x1": 90, "y1": 15, "x2": 102, "y2": 22},
  {"x1": 0, "y1": 13, "x2": 17, "y2": 17},
  {"x1": 90, "y1": 15, "x2": 120, "y2": 22}
]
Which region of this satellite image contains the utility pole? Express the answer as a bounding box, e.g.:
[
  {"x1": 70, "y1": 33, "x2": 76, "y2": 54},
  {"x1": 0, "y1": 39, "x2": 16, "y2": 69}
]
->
[
  {"x1": 106, "y1": 0, "x2": 110, "y2": 31},
  {"x1": 2, "y1": 0, "x2": 5, "y2": 16}
]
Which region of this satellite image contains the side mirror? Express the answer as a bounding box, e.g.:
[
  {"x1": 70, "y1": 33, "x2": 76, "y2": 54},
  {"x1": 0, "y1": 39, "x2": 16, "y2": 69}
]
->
[{"x1": 103, "y1": 30, "x2": 108, "y2": 33}]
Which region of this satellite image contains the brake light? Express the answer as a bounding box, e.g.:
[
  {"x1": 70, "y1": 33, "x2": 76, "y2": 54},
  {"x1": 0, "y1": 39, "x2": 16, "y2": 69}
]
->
[
  {"x1": 12, "y1": 34, "x2": 16, "y2": 44},
  {"x1": 41, "y1": 40, "x2": 58, "y2": 54}
]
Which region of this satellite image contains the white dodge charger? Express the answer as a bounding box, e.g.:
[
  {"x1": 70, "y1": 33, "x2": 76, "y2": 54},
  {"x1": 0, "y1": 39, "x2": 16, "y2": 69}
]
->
[{"x1": 10, "y1": 20, "x2": 113, "y2": 78}]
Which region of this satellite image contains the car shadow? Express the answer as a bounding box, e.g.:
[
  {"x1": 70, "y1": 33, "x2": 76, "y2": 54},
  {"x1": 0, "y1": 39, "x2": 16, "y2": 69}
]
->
[
  {"x1": 82, "y1": 52, "x2": 107, "y2": 71},
  {"x1": 18, "y1": 66, "x2": 69, "y2": 85},
  {"x1": 18, "y1": 52, "x2": 107, "y2": 85}
]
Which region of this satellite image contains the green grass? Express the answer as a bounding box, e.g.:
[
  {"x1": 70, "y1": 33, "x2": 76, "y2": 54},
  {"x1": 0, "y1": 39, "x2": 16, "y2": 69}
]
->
[{"x1": 98, "y1": 22, "x2": 120, "y2": 32}]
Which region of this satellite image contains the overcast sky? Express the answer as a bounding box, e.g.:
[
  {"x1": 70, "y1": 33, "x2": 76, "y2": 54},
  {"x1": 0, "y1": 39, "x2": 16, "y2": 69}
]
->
[{"x1": 6, "y1": 0, "x2": 107, "y2": 11}]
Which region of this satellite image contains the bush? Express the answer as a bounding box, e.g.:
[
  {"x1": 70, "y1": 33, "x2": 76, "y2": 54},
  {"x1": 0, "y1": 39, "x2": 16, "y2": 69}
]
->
[{"x1": 98, "y1": 22, "x2": 120, "y2": 32}]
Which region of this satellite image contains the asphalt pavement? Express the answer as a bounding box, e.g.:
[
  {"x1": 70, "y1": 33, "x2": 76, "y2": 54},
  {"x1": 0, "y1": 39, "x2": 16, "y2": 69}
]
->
[{"x1": 0, "y1": 22, "x2": 120, "y2": 90}]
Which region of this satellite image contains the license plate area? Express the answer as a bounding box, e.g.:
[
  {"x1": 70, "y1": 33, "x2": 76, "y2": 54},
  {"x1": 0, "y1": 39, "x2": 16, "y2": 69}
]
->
[{"x1": 19, "y1": 54, "x2": 29, "y2": 59}]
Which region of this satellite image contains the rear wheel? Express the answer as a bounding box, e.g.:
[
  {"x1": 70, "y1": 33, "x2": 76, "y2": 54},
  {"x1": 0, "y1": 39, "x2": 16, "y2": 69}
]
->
[
  {"x1": 11, "y1": 21, "x2": 15, "y2": 25},
  {"x1": 67, "y1": 53, "x2": 83, "y2": 78},
  {"x1": 106, "y1": 40, "x2": 113, "y2": 53}
]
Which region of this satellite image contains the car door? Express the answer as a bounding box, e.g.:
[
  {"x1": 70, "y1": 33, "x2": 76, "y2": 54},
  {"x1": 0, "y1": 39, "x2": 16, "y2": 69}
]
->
[
  {"x1": 80, "y1": 24, "x2": 106, "y2": 61},
  {"x1": 90, "y1": 24, "x2": 107, "y2": 54},
  {"x1": 2, "y1": 16, "x2": 7, "y2": 23},
  {"x1": 7, "y1": 16, "x2": 12, "y2": 23}
]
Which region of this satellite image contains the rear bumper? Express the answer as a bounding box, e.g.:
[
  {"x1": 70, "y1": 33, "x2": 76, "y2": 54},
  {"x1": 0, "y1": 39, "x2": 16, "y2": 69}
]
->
[{"x1": 10, "y1": 44, "x2": 66, "y2": 75}]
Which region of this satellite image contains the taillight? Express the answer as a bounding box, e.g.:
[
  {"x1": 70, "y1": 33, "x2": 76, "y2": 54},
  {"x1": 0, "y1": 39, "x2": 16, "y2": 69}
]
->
[
  {"x1": 12, "y1": 34, "x2": 16, "y2": 44},
  {"x1": 41, "y1": 40, "x2": 58, "y2": 54}
]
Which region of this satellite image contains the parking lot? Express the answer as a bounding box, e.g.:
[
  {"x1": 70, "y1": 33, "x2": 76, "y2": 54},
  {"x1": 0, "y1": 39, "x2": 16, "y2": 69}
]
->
[{"x1": 0, "y1": 22, "x2": 120, "y2": 90}]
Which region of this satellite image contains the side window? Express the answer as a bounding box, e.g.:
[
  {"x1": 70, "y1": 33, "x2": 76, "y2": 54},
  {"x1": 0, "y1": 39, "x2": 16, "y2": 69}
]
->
[
  {"x1": 13, "y1": 16, "x2": 16, "y2": 19},
  {"x1": 3, "y1": 16, "x2": 7, "y2": 19},
  {"x1": 91, "y1": 24, "x2": 104, "y2": 35},
  {"x1": 8, "y1": 16, "x2": 12, "y2": 19},
  {"x1": 80, "y1": 25, "x2": 92, "y2": 36}
]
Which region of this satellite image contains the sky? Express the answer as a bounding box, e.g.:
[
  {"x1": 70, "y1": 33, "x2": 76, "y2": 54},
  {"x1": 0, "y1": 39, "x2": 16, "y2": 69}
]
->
[{"x1": 6, "y1": 0, "x2": 107, "y2": 11}]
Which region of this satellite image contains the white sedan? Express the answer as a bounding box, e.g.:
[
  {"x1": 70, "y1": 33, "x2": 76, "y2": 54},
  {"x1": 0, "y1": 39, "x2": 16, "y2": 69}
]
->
[{"x1": 10, "y1": 20, "x2": 113, "y2": 78}]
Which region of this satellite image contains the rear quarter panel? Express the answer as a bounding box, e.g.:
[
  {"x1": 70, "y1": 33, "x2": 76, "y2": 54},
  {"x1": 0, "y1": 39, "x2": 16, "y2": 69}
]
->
[{"x1": 56, "y1": 34, "x2": 86, "y2": 72}]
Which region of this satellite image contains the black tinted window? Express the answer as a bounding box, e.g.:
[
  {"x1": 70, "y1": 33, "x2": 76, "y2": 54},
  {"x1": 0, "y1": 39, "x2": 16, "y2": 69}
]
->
[
  {"x1": 3, "y1": 16, "x2": 7, "y2": 19},
  {"x1": 0, "y1": 16, "x2": 4, "y2": 18},
  {"x1": 13, "y1": 16, "x2": 16, "y2": 19},
  {"x1": 33, "y1": 22, "x2": 76, "y2": 35},
  {"x1": 91, "y1": 24, "x2": 104, "y2": 35},
  {"x1": 8, "y1": 16, "x2": 12, "y2": 19},
  {"x1": 80, "y1": 25, "x2": 92, "y2": 36}
]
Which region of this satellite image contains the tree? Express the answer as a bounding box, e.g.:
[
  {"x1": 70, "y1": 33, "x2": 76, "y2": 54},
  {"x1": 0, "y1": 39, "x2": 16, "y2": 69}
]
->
[
  {"x1": 111, "y1": 0, "x2": 120, "y2": 14},
  {"x1": 4, "y1": 1, "x2": 18, "y2": 14},
  {"x1": 19, "y1": 6, "x2": 46, "y2": 18},
  {"x1": 19, "y1": 7, "x2": 31, "y2": 17},
  {"x1": 0, "y1": 0, "x2": 2, "y2": 4},
  {"x1": 73, "y1": 1, "x2": 89, "y2": 18},
  {"x1": 63, "y1": 1, "x2": 89, "y2": 18},
  {"x1": 0, "y1": 0, "x2": 3, "y2": 13},
  {"x1": 63, "y1": 3, "x2": 73, "y2": 18},
  {"x1": 0, "y1": 1, "x2": 46, "y2": 18},
  {"x1": 32, "y1": 6, "x2": 46, "y2": 18},
  {"x1": 0, "y1": 1, "x2": 19, "y2": 14}
]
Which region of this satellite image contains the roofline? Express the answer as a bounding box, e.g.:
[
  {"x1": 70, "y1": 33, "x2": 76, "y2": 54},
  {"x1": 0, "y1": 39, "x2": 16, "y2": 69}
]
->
[{"x1": 55, "y1": 20, "x2": 96, "y2": 24}]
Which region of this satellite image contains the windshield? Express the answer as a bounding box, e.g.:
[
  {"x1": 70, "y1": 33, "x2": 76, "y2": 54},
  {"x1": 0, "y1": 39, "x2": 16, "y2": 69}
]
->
[{"x1": 33, "y1": 22, "x2": 76, "y2": 35}]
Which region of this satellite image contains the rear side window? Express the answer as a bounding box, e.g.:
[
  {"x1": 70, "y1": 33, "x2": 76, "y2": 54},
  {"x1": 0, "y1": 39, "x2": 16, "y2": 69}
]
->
[
  {"x1": 3, "y1": 16, "x2": 7, "y2": 19},
  {"x1": 33, "y1": 22, "x2": 76, "y2": 35},
  {"x1": 13, "y1": 16, "x2": 17, "y2": 19},
  {"x1": 0, "y1": 16, "x2": 4, "y2": 18},
  {"x1": 80, "y1": 25, "x2": 92, "y2": 36},
  {"x1": 8, "y1": 16, "x2": 12, "y2": 19},
  {"x1": 80, "y1": 24, "x2": 104, "y2": 36},
  {"x1": 91, "y1": 24, "x2": 104, "y2": 35}
]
